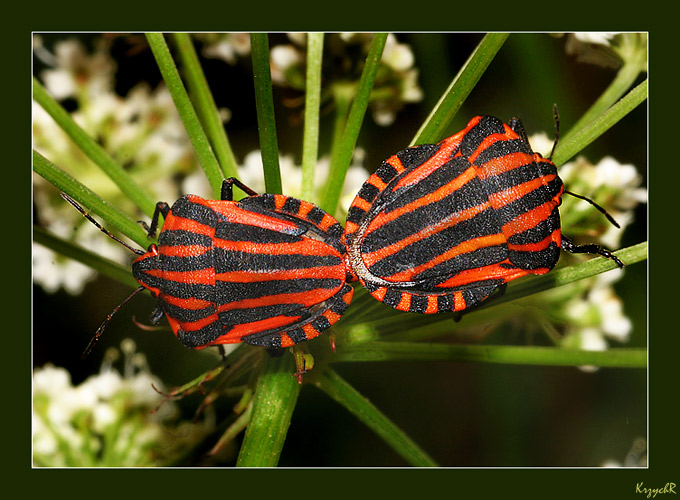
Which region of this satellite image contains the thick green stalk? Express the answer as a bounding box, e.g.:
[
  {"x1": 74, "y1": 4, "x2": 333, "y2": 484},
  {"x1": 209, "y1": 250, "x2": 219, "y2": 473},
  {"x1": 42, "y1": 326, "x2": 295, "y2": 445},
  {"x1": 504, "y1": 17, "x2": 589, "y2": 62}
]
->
[
  {"x1": 32, "y1": 77, "x2": 157, "y2": 217},
  {"x1": 313, "y1": 368, "x2": 438, "y2": 466},
  {"x1": 32, "y1": 150, "x2": 150, "y2": 248},
  {"x1": 236, "y1": 354, "x2": 300, "y2": 467},
  {"x1": 250, "y1": 33, "x2": 283, "y2": 195},
  {"x1": 411, "y1": 33, "x2": 509, "y2": 146},
  {"x1": 320, "y1": 33, "x2": 388, "y2": 215},
  {"x1": 552, "y1": 79, "x2": 647, "y2": 166},
  {"x1": 300, "y1": 33, "x2": 324, "y2": 203},
  {"x1": 146, "y1": 33, "x2": 224, "y2": 198},
  {"x1": 172, "y1": 33, "x2": 240, "y2": 181}
]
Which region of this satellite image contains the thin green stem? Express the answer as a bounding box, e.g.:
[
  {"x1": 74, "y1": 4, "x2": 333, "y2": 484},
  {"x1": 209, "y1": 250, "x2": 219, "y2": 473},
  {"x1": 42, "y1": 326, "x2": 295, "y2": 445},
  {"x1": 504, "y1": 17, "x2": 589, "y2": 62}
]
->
[
  {"x1": 341, "y1": 242, "x2": 647, "y2": 343},
  {"x1": 312, "y1": 368, "x2": 438, "y2": 467},
  {"x1": 33, "y1": 225, "x2": 138, "y2": 288},
  {"x1": 146, "y1": 33, "x2": 224, "y2": 198},
  {"x1": 250, "y1": 33, "x2": 283, "y2": 195},
  {"x1": 411, "y1": 33, "x2": 509, "y2": 146},
  {"x1": 333, "y1": 343, "x2": 647, "y2": 368},
  {"x1": 236, "y1": 354, "x2": 300, "y2": 467},
  {"x1": 552, "y1": 79, "x2": 647, "y2": 166},
  {"x1": 320, "y1": 33, "x2": 388, "y2": 215},
  {"x1": 171, "y1": 33, "x2": 240, "y2": 181},
  {"x1": 501, "y1": 241, "x2": 647, "y2": 306},
  {"x1": 300, "y1": 33, "x2": 324, "y2": 203},
  {"x1": 561, "y1": 62, "x2": 643, "y2": 145},
  {"x1": 33, "y1": 150, "x2": 150, "y2": 248},
  {"x1": 32, "y1": 77, "x2": 157, "y2": 217}
]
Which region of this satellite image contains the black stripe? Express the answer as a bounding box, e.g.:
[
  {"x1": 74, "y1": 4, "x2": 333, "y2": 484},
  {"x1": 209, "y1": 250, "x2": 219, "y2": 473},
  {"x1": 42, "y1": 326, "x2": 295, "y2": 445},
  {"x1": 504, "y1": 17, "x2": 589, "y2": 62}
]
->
[
  {"x1": 170, "y1": 196, "x2": 218, "y2": 225},
  {"x1": 177, "y1": 320, "x2": 223, "y2": 348},
  {"x1": 218, "y1": 304, "x2": 307, "y2": 326},
  {"x1": 159, "y1": 229, "x2": 213, "y2": 248},
  {"x1": 357, "y1": 182, "x2": 380, "y2": 205},
  {"x1": 492, "y1": 177, "x2": 562, "y2": 224},
  {"x1": 409, "y1": 294, "x2": 429, "y2": 313},
  {"x1": 361, "y1": 177, "x2": 493, "y2": 255},
  {"x1": 474, "y1": 138, "x2": 532, "y2": 164},
  {"x1": 508, "y1": 245, "x2": 560, "y2": 271},
  {"x1": 347, "y1": 205, "x2": 368, "y2": 226},
  {"x1": 412, "y1": 245, "x2": 508, "y2": 285},
  {"x1": 282, "y1": 196, "x2": 301, "y2": 214},
  {"x1": 395, "y1": 143, "x2": 441, "y2": 171},
  {"x1": 507, "y1": 214, "x2": 561, "y2": 246},
  {"x1": 458, "y1": 116, "x2": 506, "y2": 157},
  {"x1": 162, "y1": 301, "x2": 216, "y2": 323},
  {"x1": 214, "y1": 278, "x2": 343, "y2": 304},
  {"x1": 215, "y1": 222, "x2": 304, "y2": 244},
  {"x1": 214, "y1": 249, "x2": 342, "y2": 273},
  {"x1": 307, "y1": 206, "x2": 326, "y2": 225},
  {"x1": 382, "y1": 288, "x2": 403, "y2": 309},
  {"x1": 375, "y1": 162, "x2": 399, "y2": 184}
]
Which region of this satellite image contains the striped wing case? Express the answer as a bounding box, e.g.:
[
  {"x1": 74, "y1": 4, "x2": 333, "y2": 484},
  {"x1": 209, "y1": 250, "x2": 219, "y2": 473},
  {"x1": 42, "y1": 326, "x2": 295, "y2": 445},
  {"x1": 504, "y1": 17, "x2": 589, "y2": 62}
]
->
[
  {"x1": 343, "y1": 115, "x2": 564, "y2": 314},
  {"x1": 133, "y1": 192, "x2": 353, "y2": 349}
]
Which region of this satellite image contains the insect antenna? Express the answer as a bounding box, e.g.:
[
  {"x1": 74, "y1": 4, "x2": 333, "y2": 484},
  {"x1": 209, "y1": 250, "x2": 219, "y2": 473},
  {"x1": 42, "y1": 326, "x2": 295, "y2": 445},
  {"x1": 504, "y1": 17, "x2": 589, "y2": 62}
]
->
[
  {"x1": 60, "y1": 192, "x2": 150, "y2": 357},
  {"x1": 60, "y1": 193, "x2": 145, "y2": 256},
  {"x1": 81, "y1": 286, "x2": 146, "y2": 359},
  {"x1": 549, "y1": 103, "x2": 560, "y2": 162},
  {"x1": 563, "y1": 190, "x2": 621, "y2": 228}
]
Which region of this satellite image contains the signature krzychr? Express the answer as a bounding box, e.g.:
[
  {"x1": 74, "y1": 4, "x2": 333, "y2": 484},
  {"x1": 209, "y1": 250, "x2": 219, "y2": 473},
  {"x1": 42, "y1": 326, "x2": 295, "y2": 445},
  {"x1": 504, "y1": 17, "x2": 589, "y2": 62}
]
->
[{"x1": 636, "y1": 482, "x2": 676, "y2": 498}]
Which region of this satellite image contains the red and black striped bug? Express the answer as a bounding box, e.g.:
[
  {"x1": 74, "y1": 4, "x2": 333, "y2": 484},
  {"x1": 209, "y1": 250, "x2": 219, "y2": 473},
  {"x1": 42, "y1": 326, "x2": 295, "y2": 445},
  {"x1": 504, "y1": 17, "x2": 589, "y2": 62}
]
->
[
  {"x1": 63, "y1": 178, "x2": 354, "y2": 356},
  {"x1": 342, "y1": 112, "x2": 624, "y2": 315}
]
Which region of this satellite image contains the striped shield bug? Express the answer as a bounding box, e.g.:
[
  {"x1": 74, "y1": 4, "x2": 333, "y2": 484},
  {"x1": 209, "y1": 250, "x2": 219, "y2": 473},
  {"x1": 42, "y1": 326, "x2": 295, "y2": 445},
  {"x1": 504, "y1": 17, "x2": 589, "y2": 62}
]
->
[
  {"x1": 343, "y1": 112, "x2": 624, "y2": 315},
  {"x1": 63, "y1": 178, "x2": 354, "y2": 356}
]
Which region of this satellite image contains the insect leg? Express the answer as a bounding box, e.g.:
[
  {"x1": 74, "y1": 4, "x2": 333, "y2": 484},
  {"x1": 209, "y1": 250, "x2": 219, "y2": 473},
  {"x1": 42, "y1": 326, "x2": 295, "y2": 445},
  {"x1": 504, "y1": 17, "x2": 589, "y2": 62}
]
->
[
  {"x1": 561, "y1": 236, "x2": 624, "y2": 268},
  {"x1": 221, "y1": 177, "x2": 260, "y2": 201}
]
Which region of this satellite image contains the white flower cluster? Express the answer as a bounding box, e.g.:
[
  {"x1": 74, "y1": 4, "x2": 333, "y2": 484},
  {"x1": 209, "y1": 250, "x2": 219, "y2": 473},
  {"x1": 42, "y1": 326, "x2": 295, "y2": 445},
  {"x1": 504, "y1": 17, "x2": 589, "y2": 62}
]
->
[
  {"x1": 527, "y1": 134, "x2": 646, "y2": 363},
  {"x1": 33, "y1": 36, "x2": 196, "y2": 294},
  {"x1": 266, "y1": 33, "x2": 423, "y2": 126},
  {"x1": 565, "y1": 32, "x2": 647, "y2": 72},
  {"x1": 33, "y1": 340, "x2": 178, "y2": 467}
]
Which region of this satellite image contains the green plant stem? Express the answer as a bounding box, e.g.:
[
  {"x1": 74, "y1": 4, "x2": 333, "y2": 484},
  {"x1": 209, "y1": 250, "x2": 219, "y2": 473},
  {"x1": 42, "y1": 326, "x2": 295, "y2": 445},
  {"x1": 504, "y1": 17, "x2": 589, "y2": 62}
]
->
[
  {"x1": 250, "y1": 33, "x2": 283, "y2": 195},
  {"x1": 145, "y1": 33, "x2": 224, "y2": 198},
  {"x1": 33, "y1": 150, "x2": 151, "y2": 248},
  {"x1": 320, "y1": 33, "x2": 388, "y2": 215},
  {"x1": 500, "y1": 241, "x2": 647, "y2": 305},
  {"x1": 33, "y1": 225, "x2": 138, "y2": 288},
  {"x1": 411, "y1": 33, "x2": 509, "y2": 146},
  {"x1": 334, "y1": 343, "x2": 646, "y2": 368},
  {"x1": 300, "y1": 33, "x2": 324, "y2": 203},
  {"x1": 33, "y1": 77, "x2": 157, "y2": 217},
  {"x1": 362, "y1": 241, "x2": 646, "y2": 335},
  {"x1": 552, "y1": 78, "x2": 647, "y2": 166},
  {"x1": 562, "y1": 62, "x2": 644, "y2": 145},
  {"x1": 171, "y1": 33, "x2": 240, "y2": 181},
  {"x1": 236, "y1": 354, "x2": 300, "y2": 467},
  {"x1": 312, "y1": 368, "x2": 438, "y2": 467}
]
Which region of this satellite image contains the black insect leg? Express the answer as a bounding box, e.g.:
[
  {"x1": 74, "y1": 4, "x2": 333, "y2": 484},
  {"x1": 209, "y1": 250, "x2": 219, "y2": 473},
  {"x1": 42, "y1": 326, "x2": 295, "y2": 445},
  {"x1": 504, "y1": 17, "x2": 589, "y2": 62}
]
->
[
  {"x1": 508, "y1": 116, "x2": 530, "y2": 143},
  {"x1": 221, "y1": 177, "x2": 260, "y2": 201},
  {"x1": 139, "y1": 202, "x2": 170, "y2": 238},
  {"x1": 561, "y1": 236, "x2": 624, "y2": 268}
]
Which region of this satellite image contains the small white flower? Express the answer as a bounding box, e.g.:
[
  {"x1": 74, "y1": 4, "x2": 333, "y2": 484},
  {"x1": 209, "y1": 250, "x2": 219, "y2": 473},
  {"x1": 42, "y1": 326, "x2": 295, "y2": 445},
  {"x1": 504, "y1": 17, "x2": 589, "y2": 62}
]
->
[
  {"x1": 270, "y1": 45, "x2": 304, "y2": 84},
  {"x1": 201, "y1": 33, "x2": 251, "y2": 64},
  {"x1": 528, "y1": 132, "x2": 555, "y2": 158},
  {"x1": 573, "y1": 32, "x2": 619, "y2": 46},
  {"x1": 382, "y1": 34, "x2": 415, "y2": 72}
]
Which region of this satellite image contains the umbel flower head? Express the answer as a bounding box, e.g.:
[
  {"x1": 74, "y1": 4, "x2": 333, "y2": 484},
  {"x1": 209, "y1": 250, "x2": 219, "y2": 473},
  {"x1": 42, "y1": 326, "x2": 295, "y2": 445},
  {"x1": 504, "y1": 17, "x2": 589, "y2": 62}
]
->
[{"x1": 32, "y1": 340, "x2": 212, "y2": 467}]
